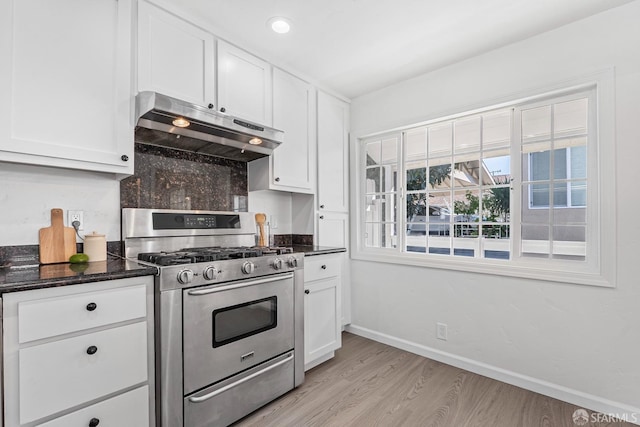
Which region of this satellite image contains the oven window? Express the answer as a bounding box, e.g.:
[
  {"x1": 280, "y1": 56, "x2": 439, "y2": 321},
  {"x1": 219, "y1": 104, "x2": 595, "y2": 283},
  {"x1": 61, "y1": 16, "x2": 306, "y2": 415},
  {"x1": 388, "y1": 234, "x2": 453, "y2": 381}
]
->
[{"x1": 212, "y1": 297, "x2": 277, "y2": 348}]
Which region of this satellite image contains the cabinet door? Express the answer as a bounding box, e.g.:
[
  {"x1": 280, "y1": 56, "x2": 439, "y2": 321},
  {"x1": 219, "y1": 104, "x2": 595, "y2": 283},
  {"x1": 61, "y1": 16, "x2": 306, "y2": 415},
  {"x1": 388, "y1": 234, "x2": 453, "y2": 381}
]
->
[
  {"x1": 217, "y1": 40, "x2": 272, "y2": 126},
  {"x1": 270, "y1": 69, "x2": 315, "y2": 192},
  {"x1": 317, "y1": 212, "x2": 349, "y2": 248},
  {"x1": 37, "y1": 386, "x2": 149, "y2": 427},
  {"x1": 18, "y1": 284, "x2": 147, "y2": 343},
  {"x1": 317, "y1": 92, "x2": 350, "y2": 212},
  {"x1": 304, "y1": 277, "x2": 341, "y2": 367},
  {"x1": 19, "y1": 322, "x2": 148, "y2": 424},
  {"x1": 138, "y1": 0, "x2": 215, "y2": 108},
  {"x1": 0, "y1": 0, "x2": 134, "y2": 175}
]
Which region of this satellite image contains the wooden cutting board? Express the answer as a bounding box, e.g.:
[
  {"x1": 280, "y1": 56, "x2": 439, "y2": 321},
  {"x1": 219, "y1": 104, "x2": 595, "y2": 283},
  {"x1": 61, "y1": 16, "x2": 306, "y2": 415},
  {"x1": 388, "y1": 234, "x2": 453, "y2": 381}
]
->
[{"x1": 39, "y1": 208, "x2": 76, "y2": 264}]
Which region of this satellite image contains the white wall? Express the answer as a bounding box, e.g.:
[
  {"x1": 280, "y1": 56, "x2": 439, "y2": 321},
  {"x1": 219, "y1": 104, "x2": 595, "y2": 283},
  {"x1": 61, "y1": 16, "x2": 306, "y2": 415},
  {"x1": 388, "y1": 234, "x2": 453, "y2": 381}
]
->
[
  {"x1": 248, "y1": 190, "x2": 293, "y2": 236},
  {"x1": 0, "y1": 163, "x2": 121, "y2": 245},
  {"x1": 0, "y1": 162, "x2": 300, "y2": 249},
  {"x1": 349, "y1": 1, "x2": 640, "y2": 416}
]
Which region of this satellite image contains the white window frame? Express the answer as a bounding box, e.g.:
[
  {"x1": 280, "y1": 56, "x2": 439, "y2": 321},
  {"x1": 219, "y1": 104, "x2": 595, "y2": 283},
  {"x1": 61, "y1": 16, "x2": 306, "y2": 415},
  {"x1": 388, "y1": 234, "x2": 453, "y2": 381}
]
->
[{"x1": 351, "y1": 70, "x2": 616, "y2": 288}]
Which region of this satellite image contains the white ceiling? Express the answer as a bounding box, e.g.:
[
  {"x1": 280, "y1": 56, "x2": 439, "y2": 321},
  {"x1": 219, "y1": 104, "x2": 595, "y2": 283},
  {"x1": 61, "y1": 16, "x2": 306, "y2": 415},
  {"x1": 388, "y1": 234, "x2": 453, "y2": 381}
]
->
[{"x1": 175, "y1": 0, "x2": 635, "y2": 99}]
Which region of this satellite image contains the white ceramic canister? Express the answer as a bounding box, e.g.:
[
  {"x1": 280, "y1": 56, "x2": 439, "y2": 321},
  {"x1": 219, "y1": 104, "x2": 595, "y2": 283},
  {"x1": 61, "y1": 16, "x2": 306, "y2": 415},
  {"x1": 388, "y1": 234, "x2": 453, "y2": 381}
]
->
[{"x1": 84, "y1": 231, "x2": 107, "y2": 262}]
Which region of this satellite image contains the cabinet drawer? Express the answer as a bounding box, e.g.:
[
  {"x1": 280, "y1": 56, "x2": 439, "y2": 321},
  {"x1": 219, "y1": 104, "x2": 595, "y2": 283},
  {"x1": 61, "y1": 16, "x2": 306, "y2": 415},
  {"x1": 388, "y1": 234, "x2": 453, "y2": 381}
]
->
[
  {"x1": 19, "y1": 322, "x2": 148, "y2": 424},
  {"x1": 37, "y1": 385, "x2": 149, "y2": 427},
  {"x1": 18, "y1": 284, "x2": 147, "y2": 343},
  {"x1": 304, "y1": 254, "x2": 341, "y2": 282}
]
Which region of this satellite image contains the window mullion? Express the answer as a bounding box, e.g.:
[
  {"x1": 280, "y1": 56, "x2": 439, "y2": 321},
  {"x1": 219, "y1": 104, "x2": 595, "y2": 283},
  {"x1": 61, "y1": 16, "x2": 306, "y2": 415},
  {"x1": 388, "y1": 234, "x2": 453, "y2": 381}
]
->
[
  {"x1": 398, "y1": 131, "x2": 405, "y2": 254},
  {"x1": 511, "y1": 107, "x2": 522, "y2": 261},
  {"x1": 548, "y1": 104, "x2": 555, "y2": 258}
]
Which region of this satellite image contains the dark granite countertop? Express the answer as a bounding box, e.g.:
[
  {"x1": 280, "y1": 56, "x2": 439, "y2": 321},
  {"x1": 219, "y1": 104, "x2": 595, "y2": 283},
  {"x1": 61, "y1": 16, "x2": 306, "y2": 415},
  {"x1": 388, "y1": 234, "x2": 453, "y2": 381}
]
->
[
  {"x1": 292, "y1": 245, "x2": 347, "y2": 256},
  {"x1": 0, "y1": 255, "x2": 157, "y2": 294}
]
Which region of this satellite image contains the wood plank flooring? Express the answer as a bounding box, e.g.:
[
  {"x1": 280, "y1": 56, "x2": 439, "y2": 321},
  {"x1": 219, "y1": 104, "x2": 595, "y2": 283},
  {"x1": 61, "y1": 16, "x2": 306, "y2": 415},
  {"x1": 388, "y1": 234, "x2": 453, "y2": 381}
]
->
[{"x1": 235, "y1": 332, "x2": 632, "y2": 427}]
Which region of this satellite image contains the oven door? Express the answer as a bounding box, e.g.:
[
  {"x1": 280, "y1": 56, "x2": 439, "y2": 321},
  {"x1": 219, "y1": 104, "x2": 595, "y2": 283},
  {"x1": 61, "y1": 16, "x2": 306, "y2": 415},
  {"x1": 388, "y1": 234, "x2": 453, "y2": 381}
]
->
[{"x1": 182, "y1": 273, "x2": 294, "y2": 395}]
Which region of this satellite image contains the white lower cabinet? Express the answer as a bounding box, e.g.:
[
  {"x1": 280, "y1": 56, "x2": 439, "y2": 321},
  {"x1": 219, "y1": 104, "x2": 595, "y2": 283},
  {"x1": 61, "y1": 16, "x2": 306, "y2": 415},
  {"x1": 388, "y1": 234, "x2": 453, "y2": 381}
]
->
[
  {"x1": 2, "y1": 276, "x2": 155, "y2": 427},
  {"x1": 37, "y1": 386, "x2": 149, "y2": 427},
  {"x1": 304, "y1": 253, "x2": 342, "y2": 371}
]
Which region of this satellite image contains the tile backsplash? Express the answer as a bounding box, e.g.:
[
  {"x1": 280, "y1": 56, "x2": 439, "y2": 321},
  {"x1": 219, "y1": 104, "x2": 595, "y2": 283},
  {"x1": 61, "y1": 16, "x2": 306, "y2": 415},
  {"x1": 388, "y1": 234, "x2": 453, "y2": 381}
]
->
[{"x1": 121, "y1": 143, "x2": 248, "y2": 211}]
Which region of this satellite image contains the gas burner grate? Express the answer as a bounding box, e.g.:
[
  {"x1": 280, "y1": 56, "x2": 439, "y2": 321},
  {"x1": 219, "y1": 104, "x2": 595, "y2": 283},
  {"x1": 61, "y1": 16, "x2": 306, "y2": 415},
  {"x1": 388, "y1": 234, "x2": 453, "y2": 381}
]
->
[{"x1": 138, "y1": 246, "x2": 295, "y2": 266}]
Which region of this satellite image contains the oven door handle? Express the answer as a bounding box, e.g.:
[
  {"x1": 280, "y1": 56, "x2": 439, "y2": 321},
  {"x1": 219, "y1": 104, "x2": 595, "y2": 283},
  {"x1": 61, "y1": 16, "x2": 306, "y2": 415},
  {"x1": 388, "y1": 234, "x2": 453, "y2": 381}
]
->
[
  {"x1": 186, "y1": 273, "x2": 294, "y2": 296},
  {"x1": 187, "y1": 352, "x2": 294, "y2": 403}
]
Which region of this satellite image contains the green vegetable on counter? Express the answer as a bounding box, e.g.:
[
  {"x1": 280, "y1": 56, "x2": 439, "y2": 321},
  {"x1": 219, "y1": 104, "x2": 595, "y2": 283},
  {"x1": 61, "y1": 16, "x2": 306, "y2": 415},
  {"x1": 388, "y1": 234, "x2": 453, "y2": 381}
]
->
[{"x1": 69, "y1": 253, "x2": 89, "y2": 264}]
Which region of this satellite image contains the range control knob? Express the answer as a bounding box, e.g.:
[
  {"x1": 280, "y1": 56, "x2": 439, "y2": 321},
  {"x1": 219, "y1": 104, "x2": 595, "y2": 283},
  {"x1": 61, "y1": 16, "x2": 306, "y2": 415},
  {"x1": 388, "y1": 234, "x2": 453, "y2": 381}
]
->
[
  {"x1": 287, "y1": 256, "x2": 298, "y2": 268},
  {"x1": 272, "y1": 258, "x2": 283, "y2": 270},
  {"x1": 203, "y1": 266, "x2": 219, "y2": 281},
  {"x1": 177, "y1": 269, "x2": 194, "y2": 284},
  {"x1": 242, "y1": 261, "x2": 255, "y2": 274}
]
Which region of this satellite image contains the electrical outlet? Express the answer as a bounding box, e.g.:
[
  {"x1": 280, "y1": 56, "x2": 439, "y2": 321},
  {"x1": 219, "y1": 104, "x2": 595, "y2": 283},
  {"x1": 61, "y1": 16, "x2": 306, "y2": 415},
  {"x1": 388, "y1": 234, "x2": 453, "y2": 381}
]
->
[
  {"x1": 271, "y1": 215, "x2": 278, "y2": 229},
  {"x1": 68, "y1": 210, "x2": 84, "y2": 231},
  {"x1": 436, "y1": 322, "x2": 448, "y2": 341}
]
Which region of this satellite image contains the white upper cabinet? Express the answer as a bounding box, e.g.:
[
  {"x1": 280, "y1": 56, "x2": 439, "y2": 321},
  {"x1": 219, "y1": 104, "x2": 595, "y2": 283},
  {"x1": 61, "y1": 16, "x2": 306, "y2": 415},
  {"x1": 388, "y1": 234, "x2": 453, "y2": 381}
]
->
[
  {"x1": 217, "y1": 40, "x2": 272, "y2": 126},
  {"x1": 249, "y1": 69, "x2": 315, "y2": 193},
  {"x1": 317, "y1": 91, "x2": 350, "y2": 213},
  {"x1": 272, "y1": 69, "x2": 315, "y2": 191},
  {"x1": 317, "y1": 212, "x2": 349, "y2": 248},
  {"x1": 0, "y1": 0, "x2": 134, "y2": 175},
  {"x1": 137, "y1": 0, "x2": 215, "y2": 108}
]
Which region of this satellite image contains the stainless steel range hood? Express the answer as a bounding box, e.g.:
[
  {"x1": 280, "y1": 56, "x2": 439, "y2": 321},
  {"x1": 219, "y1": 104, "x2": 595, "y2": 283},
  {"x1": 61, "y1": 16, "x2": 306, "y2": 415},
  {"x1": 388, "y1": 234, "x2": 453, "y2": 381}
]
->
[{"x1": 134, "y1": 92, "x2": 284, "y2": 162}]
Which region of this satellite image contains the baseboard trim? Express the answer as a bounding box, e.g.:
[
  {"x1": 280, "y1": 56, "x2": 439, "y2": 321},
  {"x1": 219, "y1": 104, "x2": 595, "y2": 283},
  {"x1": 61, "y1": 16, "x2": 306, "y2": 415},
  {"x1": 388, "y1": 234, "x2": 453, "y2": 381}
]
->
[{"x1": 346, "y1": 324, "x2": 640, "y2": 425}]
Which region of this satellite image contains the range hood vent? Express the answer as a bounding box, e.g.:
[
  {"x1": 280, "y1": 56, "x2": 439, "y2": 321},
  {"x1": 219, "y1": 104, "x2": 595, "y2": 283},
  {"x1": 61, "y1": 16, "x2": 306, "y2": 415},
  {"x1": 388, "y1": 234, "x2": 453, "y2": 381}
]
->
[{"x1": 134, "y1": 92, "x2": 284, "y2": 162}]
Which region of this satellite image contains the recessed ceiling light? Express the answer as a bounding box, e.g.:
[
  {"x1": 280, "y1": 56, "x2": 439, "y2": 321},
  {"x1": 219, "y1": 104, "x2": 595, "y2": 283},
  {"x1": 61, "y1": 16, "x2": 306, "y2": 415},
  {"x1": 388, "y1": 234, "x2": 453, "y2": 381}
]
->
[{"x1": 268, "y1": 17, "x2": 291, "y2": 34}]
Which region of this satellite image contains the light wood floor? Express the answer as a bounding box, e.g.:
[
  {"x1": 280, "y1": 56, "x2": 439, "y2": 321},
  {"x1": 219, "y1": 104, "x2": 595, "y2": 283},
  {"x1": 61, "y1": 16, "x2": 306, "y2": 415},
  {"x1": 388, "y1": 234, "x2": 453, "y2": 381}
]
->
[{"x1": 235, "y1": 332, "x2": 631, "y2": 427}]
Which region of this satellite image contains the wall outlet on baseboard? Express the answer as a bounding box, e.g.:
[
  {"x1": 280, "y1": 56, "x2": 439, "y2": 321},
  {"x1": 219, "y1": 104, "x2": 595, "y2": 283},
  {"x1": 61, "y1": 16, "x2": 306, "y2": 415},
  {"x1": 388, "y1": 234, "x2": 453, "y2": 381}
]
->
[{"x1": 436, "y1": 322, "x2": 448, "y2": 341}]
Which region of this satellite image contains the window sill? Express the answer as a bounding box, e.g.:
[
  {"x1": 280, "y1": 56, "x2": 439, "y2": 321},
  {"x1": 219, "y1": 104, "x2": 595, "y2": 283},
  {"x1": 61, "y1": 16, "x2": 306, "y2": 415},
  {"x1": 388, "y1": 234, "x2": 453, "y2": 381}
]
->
[{"x1": 351, "y1": 249, "x2": 614, "y2": 288}]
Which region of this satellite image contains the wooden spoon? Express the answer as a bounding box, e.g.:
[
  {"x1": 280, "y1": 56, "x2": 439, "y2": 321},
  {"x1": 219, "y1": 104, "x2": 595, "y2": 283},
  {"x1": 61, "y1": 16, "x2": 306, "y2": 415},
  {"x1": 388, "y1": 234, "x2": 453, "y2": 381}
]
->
[{"x1": 255, "y1": 213, "x2": 267, "y2": 247}]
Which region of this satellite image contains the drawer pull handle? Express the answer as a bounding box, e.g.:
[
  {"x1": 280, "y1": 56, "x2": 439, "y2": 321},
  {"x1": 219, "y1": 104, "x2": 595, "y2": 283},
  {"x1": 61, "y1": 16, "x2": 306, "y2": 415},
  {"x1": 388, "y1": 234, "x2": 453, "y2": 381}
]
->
[
  {"x1": 86, "y1": 302, "x2": 97, "y2": 311},
  {"x1": 321, "y1": 265, "x2": 327, "y2": 269},
  {"x1": 189, "y1": 353, "x2": 294, "y2": 403},
  {"x1": 86, "y1": 345, "x2": 98, "y2": 355},
  {"x1": 304, "y1": 289, "x2": 310, "y2": 294},
  {"x1": 89, "y1": 418, "x2": 100, "y2": 427}
]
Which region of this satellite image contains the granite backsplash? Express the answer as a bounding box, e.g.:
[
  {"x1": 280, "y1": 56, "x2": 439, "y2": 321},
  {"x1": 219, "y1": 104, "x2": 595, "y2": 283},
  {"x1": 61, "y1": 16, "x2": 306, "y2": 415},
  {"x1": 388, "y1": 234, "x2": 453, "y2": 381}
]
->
[
  {"x1": 120, "y1": 143, "x2": 248, "y2": 211},
  {"x1": 120, "y1": 143, "x2": 313, "y2": 247}
]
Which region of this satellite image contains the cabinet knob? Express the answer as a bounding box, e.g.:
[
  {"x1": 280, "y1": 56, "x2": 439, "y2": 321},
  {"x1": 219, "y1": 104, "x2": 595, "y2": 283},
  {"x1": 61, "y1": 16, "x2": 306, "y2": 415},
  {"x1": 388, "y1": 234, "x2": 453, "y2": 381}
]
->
[
  {"x1": 86, "y1": 302, "x2": 97, "y2": 312},
  {"x1": 121, "y1": 155, "x2": 129, "y2": 162},
  {"x1": 86, "y1": 345, "x2": 98, "y2": 355},
  {"x1": 89, "y1": 418, "x2": 100, "y2": 427},
  {"x1": 304, "y1": 289, "x2": 310, "y2": 294},
  {"x1": 320, "y1": 205, "x2": 325, "y2": 209},
  {"x1": 321, "y1": 265, "x2": 327, "y2": 270},
  {"x1": 207, "y1": 103, "x2": 214, "y2": 109},
  {"x1": 319, "y1": 215, "x2": 324, "y2": 219},
  {"x1": 220, "y1": 107, "x2": 226, "y2": 113},
  {"x1": 275, "y1": 177, "x2": 281, "y2": 182}
]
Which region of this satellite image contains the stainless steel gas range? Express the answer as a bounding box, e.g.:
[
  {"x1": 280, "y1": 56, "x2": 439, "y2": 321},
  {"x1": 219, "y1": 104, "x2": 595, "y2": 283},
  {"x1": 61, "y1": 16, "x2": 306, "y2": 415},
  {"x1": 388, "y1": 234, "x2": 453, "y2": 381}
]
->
[{"x1": 122, "y1": 208, "x2": 304, "y2": 427}]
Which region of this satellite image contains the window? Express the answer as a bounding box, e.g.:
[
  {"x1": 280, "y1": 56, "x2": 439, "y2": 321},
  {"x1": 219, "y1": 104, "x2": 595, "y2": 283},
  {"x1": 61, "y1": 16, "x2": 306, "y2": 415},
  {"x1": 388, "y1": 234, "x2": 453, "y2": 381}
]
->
[{"x1": 356, "y1": 84, "x2": 611, "y2": 286}]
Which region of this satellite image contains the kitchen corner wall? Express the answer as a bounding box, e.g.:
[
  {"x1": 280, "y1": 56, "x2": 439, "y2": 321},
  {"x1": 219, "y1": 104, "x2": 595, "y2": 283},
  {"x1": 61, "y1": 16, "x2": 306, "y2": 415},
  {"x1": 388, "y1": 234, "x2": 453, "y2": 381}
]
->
[
  {"x1": 247, "y1": 190, "x2": 293, "y2": 236},
  {"x1": 349, "y1": 1, "x2": 640, "y2": 414}
]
